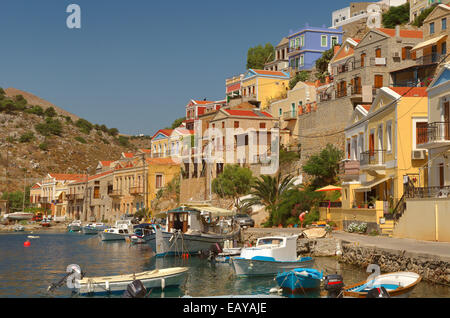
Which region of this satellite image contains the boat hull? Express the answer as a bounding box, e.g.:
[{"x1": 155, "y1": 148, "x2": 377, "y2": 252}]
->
[
  {"x1": 68, "y1": 225, "x2": 81, "y2": 232},
  {"x1": 100, "y1": 232, "x2": 128, "y2": 241},
  {"x1": 149, "y1": 231, "x2": 239, "y2": 257},
  {"x1": 82, "y1": 226, "x2": 107, "y2": 235},
  {"x1": 276, "y1": 269, "x2": 322, "y2": 293},
  {"x1": 231, "y1": 257, "x2": 315, "y2": 277},
  {"x1": 343, "y1": 272, "x2": 422, "y2": 298},
  {"x1": 77, "y1": 268, "x2": 188, "y2": 295},
  {"x1": 7, "y1": 213, "x2": 34, "y2": 220}
]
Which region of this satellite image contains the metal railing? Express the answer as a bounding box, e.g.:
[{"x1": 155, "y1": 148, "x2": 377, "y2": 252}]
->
[
  {"x1": 418, "y1": 122, "x2": 450, "y2": 144},
  {"x1": 405, "y1": 186, "x2": 450, "y2": 199},
  {"x1": 283, "y1": 110, "x2": 298, "y2": 120},
  {"x1": 415, "y1": 53, "x2": 446, "y2": 65},
  {"x1": 360, "y1": 150, "x2": 386, "y2": 166}
]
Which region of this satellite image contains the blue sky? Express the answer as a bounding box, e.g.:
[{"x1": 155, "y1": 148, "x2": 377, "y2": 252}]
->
[{"x1": 0, "y1": 0, "x2": 354, "y2": 135}]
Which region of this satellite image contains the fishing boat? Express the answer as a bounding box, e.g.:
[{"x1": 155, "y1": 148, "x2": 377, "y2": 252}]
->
[
  {"x1": 99, "y1": 220, "x2": 132, "y2": 241},
  {"x1": 231, "y1": 235, "x2": 314, "y2": 277},
  {"x1": 76, "y1": 267, "x2": 189, "y2": 295},
  {"x1": 81, "y1": 223, "x2": 109, "y2": 235},
  {"x1": 151, "y1": 205, "x2": 240, "y2": 257},
  {"x1": 41, "y1": 217, "x2": 51, "y2": 227},
  {"x1": 343, "y1": 272, "x2": 421, "y2": 298},
  {"x1": 6, "y1": 212, "x2": 34, "y2": 220},
  {"x1": 67, "y1": 220, "x2": 82, "y2": 232},
  {"x1": 275, "y1": 268, "x2": 323, "y2": 293}
]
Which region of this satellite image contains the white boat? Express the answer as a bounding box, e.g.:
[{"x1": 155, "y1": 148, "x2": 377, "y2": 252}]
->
[
  {"x1": 68, "y1": 220, "x2": 82, "y2": 232},
  {"x1": 100, "y1": 220, "x2": 133, "y2": 241},
  {"x1": 150, "y1": 206, "x2": 240, "y2": 257},
  {"x1": 81, "y1": 223, "x2": 109, "y2": 235},
  {"x1": 343, "y1": 272, "x2": 422, "y2": 298},
  {"x1": 76, "y1": 267, "x2": 189, "y2": 295},
  {"x1": 231, "y1": 235, "x2": 314, "y2": 277},
  {"x1": 13, "y1": 224, "x2": 25, "y2": 232},
  {"x1": 6, "y1": 212, "x2": 34, "y2": 220},
  {"x1": 128, "y1": 223, "x2": 158, "y2": 244}
]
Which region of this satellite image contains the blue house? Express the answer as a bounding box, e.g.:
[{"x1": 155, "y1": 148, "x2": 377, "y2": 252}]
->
[{"x1": 287, "y1": 25, "x2": 343, "y2": 72}]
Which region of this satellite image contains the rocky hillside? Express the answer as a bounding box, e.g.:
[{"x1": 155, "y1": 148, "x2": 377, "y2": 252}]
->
[{"x1": 0, "y1": 87, "x2": 150, "y2": 193}]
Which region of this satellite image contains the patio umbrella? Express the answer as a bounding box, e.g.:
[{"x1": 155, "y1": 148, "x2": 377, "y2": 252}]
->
[{"x1": 315, "y1": 185, "x2": 342, "y2": 192}]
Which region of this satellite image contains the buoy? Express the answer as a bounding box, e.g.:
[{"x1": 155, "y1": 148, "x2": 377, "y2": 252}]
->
[{"x1": 24, "y1": 241, "x2": 31, "y2": 247}]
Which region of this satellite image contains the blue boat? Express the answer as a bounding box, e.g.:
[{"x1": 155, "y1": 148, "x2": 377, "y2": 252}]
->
[{"x1": 276, "y1": 268, "x2": 323, "y2": 293}]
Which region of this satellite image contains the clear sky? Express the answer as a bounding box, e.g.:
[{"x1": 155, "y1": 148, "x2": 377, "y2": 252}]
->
[{"x1": 0, "y1": 0, "x2": 355, "y2": 135}]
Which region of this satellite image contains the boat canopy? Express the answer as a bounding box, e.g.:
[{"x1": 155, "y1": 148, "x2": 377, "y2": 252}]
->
[{"x1": 160, "y1": 205, "x2": 236, "y2": 218}]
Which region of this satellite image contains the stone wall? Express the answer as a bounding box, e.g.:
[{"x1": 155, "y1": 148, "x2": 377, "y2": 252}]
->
[{"x1": 339, "y1": 242, "x2": 450, "y2": 285}]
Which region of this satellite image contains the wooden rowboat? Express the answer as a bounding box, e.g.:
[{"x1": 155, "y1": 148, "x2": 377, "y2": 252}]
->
[
  {"x1": 77, "y1": 267, "x2": 188, "y2": 295},
  {"x1": 343, "y1": 272, "x2": 421, "y2": 298}
]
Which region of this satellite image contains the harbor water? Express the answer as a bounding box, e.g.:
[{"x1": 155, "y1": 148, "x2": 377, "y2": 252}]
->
[{"x1": 0, "y1": 232, "x2": 449, "y2": 298}]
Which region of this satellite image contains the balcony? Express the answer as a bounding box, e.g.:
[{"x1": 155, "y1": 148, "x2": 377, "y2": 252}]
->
[
  {"x1": 418, "y1": 122, "x2": 450, "y2": 149},
  {"x1": 351, "y1": 86, "x2": 362, "y2": 95},
  {"x1": 360, "y1": 150, "x2": 386, "y2": 174},
  {"x1": 339, "y1": 160, "x2": 360, "y2": 181},
  {"x1": 405, "y1": 185, "x2": 450, "y2": 199},
  {"x1": 283, "y1": 110, "x2": 298, "y2": 120},
  {"x1": 336, "y1": 90, "x2": 348, "y2": 99},
  {"x1": 109, "y1": 189, "x2": 123, "y2": 198},
  {"x1": 415, "y1": 53, "x2": 446, "y2": 66},
  {"x1": 129, "y1": 186, "x2": 144, "y2": 196}
]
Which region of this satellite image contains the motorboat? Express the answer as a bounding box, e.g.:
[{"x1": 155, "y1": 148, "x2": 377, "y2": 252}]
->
[
  {"x1": 13, "y1": 224, "x2": 25, "y2": 232},
  {"x1": 41, "y1": 217, "x2": 51, "y2": 227},
  {"x1": 128, "y1": 223, "x2": 158, "y2": 244},
  {"x1": 99, "y1": 220, "x2": 133, "y2": 241},
  {"x1": 343, "y1": 272, "x2": 421, "y2": 298},
  {"x1": 6, "y1": 212, "x2": 34, "y2": 220},
  {"x1": 76, "y1": 267, "x2": 189, "y2": 295},
  {"x1": 67, "y1": 220, "x2": 82, "y2": 232},
  {"x1": 276, "y1": 268, "x2": 323, "y2": 293},
  {"x1": 150, "y1": 205, "x2": 240, "y2": 257},
  {"x1": 231, "y1": 235, "x2": 314, "y2": 277},
  {"x1": 81, "y1": 223, "x2": 109, "y2": 235}
]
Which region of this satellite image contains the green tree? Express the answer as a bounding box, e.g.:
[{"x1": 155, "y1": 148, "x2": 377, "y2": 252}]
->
[
  {"x1": 302, "y1": 144, "x2": 343, "y2": 189},
  {"x1": 35, "y1": 118, "x2": 63, "y2": 136},
  {"x1": 117, "y1": 135, "x2": 130, "y2": 147},
  {"x1": 289, "y1": 71, "x2": 310, "y2": 90},
  {"x1": 212, "y1": 165, "x2": 254, "y2": 211},
  {"x1": 108, "y1": 127, "x2": 119, "y2": 137},
  {"x1": 382, "y1": 3, "x2": 410, "y2": 28},
  {"x1": 246, "y1": 43, "x2": 275, "y2": 69},
  {"x1": 25, "y1": 105, "x2": 44, "y2": 116},
  {"x1": 75, "y1": 118, "x2": 94, "y2": 134},
  {"x1": 241, "y1": 172, "x2": 296, "y2": 222},
  {"x1": 169, "y1": 117, "x2": 186, "y2": 129},
  {"x1": 1, "y1": 190, "x2": 29, "y2": 212},
  {"x1": 315, "y1": 47, "x2": 336, "y2": 82},
  {"x1": 14, "y1": 95, "x2": 27, "y2": 110}
]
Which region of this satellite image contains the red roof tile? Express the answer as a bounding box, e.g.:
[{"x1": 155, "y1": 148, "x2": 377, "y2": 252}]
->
[
  {"x1": 49, "y1": 173, "x2": 87, "y2": 181},
  {"x1": 389, "y1": 87, "x2": 428, "y2": 97},
  {"x1": 151, "y1": 129, "x2": 173, "y2": 140},
  {"x1": 377, "y1": 28, "x2": 423, "y2": 39},
  {"x1": 224, "y1": 109, "x2": 273, "y2": 118},
  {"x1": 122, "y1": 152, "x2": 134, "y2": 158},
  {"x1": 252, "y1": 69, "x2": 287, "y2": 77},
  {"x1": 145, "y1": 158, "x2": 179, "y2": 166}
]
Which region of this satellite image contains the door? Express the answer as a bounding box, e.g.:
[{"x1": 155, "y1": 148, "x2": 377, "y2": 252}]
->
[
  {"x1": 439, "y1": 164, "x2": 445, "y2": 188},
  {"x1": 374, "y1": 75, "x2": 383, "y2": 88},
  {"x1": 361, "y1": 53, "x2": 366, "y2": 67}
]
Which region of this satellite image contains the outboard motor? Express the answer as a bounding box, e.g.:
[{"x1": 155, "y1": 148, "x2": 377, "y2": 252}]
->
[
  {"x1": 323, "y1": 274, "x2": 344, "y2": 298},
  {"x1": 122, "y1": 280, "x2": 147, "y2": 298},
  {"x1": 207, "y1": 243, "x2": 223, "y2": 263},
  {"x1": 367, "y1": 286, "x2": 390, "y2": 298}
]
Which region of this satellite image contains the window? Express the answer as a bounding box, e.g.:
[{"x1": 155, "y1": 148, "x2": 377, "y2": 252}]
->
[
  {"x1": 234, "y1": 121, "x2": 239, "y2": 128},
  {"x1": 259, "y1": 123, "x2": 266, "y2": 129},
  {"x1": 300, "y1": 35, "x2": 305, "y2": 47},
  {"x1": 222, "y1": 122, "x2": 225, "y2": 129},
  {"x1": 295, "y1": 37, "x2": 299, "y2": 48},
  {"x1": 416, "y1": 122, "x2": 428, "y2": 146},
  {"x1": 93, "y1": 186, "x2": 100, "y2": 199},
  {"x1": 321, "y1": 35, "x2": 328, "y2": 47},
  {"x1": 442, "y1": 42, "x2": 447, "y2": 56},
  {"x1": 375, "y1": 48, "x2": 381, "y2": 58},
  {"x1": 299, "y1": 55, "x2": 304, "y2": 66},
  {"x1": 361, "y1": 53, "x2": 366, "y2": 67},
  {"x1": 443, "y1": 18, "x2": 447, "y2": 31},
  {"x1": 430, "y1": 22, "x2": 435, "y2": 35},
  {"x1": 374, "y1": 75, "x2": 383, "y2": 88},
  {"x1": 155, "y1": 174, "x2": 163, "y2": 188},
  {"x1": 279, "y1": 108, "x2": 282, "y2": 116},
  {"x1": 386, "y1": 122, "x2": 392, "y2": 152},
  {"x1": 331, "y1": 36, "x2": 338, "y2": 47},
  {"x1": 290, "y1": 39, "x2": 295, "y2": 49}
]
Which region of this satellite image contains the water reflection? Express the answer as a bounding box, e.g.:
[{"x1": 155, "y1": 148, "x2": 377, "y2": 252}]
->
[{"x1": 0, "y1": 233, "x2": 448, "y2": 298}]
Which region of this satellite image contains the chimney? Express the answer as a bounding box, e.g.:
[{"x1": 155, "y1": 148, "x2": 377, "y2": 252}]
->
[{"x1": 395, "y1": 25, "x2": 400, "y2": 38}]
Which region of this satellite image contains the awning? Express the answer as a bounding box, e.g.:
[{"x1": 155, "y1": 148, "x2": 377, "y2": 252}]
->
[
  {"x1": 412, "y1": 34, "x2": 447, "y2": 52},
  {"x1": 354, "y1": 177, "x2": 390, "y2": 192},
  {"x1": 187, "y1": 205, "x2": 236, "y2": 217}
]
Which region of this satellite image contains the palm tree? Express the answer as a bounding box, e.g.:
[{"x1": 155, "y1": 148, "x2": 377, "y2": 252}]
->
[{"x1": 241, "y1": 172, "x2": 296, "y2": 217}]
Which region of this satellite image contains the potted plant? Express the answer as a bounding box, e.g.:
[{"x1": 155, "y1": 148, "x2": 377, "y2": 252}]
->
[{"x1": 368, "y1": 196, "x2": 377, "y2": 209}]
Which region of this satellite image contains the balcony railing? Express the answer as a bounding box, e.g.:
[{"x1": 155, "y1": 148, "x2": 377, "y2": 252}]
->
[
  {"x1": 405, "y1": 186, "x2": 450, "y2": 199},
  {"x1": 129, "y1": 186, "x2": 144, "y2": 195},
  {"x1": 109, "y1": 189, "x2": 123, "y2": 197},
  {"x1": 415, "y1": 53, "x2": 446, "y2": 65},
  {"x1": 418, "y1": 122, "x2": 450, "y2": 144},
  {"x1": 336, "y1": 89, "x2": 348, "y2": 98},
  {"x1": 351, "y1": 86, "x2": 362, "y2": 95},
  {"x1": 283, "y1": 110, "x2": 298, "y2": 120},
  {"x1": 360, "y1": 150, "x2": 386, "y2": 167}
]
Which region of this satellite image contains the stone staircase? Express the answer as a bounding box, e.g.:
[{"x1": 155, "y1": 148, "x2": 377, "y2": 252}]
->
[{"x1": 379, "y1": 219, "x2": 395, "y2": 237}]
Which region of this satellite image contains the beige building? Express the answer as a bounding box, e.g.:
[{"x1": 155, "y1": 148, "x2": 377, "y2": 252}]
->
[
  {"x1": 409, "y1": 0, "x2": 450, "y2": 22},
  {"x1": 268, "y1": 81, "x2": 317, "y2": 147},
  {"x1": 264, "y1": 37, "x2": 289, "y2": 72}
]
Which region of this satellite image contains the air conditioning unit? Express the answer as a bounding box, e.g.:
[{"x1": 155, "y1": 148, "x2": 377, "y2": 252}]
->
[{"x1": 411, "y1": 149, "x2": 426, "y2": 160}]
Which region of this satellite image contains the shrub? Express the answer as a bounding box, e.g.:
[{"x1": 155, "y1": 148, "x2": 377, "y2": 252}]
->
[
  {"x1": 347, "y1": 222, "x2": 367, "y2": 234},
  {"x1": 74, "y1": 136, "x2": 87, "y2": 144},
  {"x1": 412, "y1": 4, "x2": 436, "y2": 27},
  {"x1": 65, "y1": 116, "x2": 73, "y2": 123},
  {"x1": 19, "y1": 131, "x2": 34, "y2": 143},
  {"x1": 382, "y1": 3, "x2": 410, "y2": 28},
  {"x1": 25, "y1": 105, "x2": 44, "y2": 116},
  {"x1": 39, "y1": 142, "x2": 49, "y2": 151},
  {"x1": 75, "y1": 118, "x2": 94, "y2": 134},
  {"x1": 35, "y1": 118, "x2": 63, "y2": 136},
  {"x1": 44, "y1": 106, "x2": 57, "y2": 117},
  {"x1": 117, "y1": 135, "x2": 130, "y2": 147},
  {"x1": 108, "y1": 127, "x2": 119, "y2": 137}
]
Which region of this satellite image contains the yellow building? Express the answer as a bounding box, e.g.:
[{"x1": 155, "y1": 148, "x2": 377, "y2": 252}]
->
[
  {"x1": 151, "y1": 129, "x2": 173, "y2": 158},
  {"x1": 146, "y1": 158, "x2": 180, "y2": 214},
  {"x1": 226, "y1": 69, "x2": 290, "y2": 109},
  {"x1": 329, "y1": 87, "x2": 429, "y2": 233}
]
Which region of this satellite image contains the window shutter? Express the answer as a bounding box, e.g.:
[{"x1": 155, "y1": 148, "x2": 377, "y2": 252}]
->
[{"x1": 402, "y1": 47, "x2": 406, "y2": 60}]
